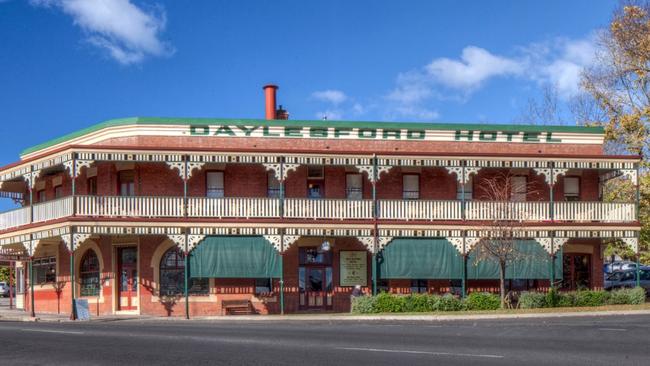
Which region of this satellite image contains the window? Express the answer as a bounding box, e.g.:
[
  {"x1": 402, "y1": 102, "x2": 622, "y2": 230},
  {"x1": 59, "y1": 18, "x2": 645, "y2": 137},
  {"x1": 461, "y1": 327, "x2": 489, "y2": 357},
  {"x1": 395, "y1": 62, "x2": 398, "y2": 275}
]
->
[
  {"x1": 640, "y1": 270, "x2": 650, "y2": 281},
  {"x1": 456, "y1": 175, "x2": 473, "y2": 200},
  {"x1": 33, "y1": 256, "x2": 56, "y2": 284},
  {"x1": 346, "y1": 173, "x2": 363, "y2": 200},
  {"x1": 54, "y1": 185, "x2": 63, "y2": 199},
  {"x1": 36, "y1": 190, "x2": 46, "y2": 203},
  {"x1": 410, "y1": 279, "x2": 428, "y2": 294},
  {"x1": 87, "y1": 177, "x2": 97, "y2": 196},
  {"x1": 267, "y1": 173, "x2": 281, "y2": 198},
  {"x1": 299, "y1": 247, "x2": 332, "y2": 265},
  {"x1": 621, "y1": 271, "x2": 635, "y2": 282},
  {"x1": 79, "y1": 250, "x2": 100, "y2": 297},
  {"x1": 255, "y1": 278, "x2": 272, "y2": 295},
  {"x1": 564, "y1": 177, "x2": 580, "y2": 201},
  {"x1": 402, "y1": 174, "x2": 419, "y2": 200},
  {"x1": 510, "y1": 176, "x2": 527, "y2": 202},
  {"x1": 118, "y1": 170, "x2": 135, "y2": 196},
  {"x1": 307, "y1": 166, "x2": 324, "y2": 179},
  {"x1": 206, "y1": 171, "x2": 224, "y2": 198},
  {"x1": 159, "y1": 247, "x2": 209, "y2": 296}
]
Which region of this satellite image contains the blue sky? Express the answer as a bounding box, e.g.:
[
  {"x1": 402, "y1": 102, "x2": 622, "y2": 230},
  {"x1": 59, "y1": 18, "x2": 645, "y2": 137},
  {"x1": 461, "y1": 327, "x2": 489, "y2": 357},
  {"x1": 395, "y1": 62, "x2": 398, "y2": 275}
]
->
[{"x1": 0, "y1": 0, "x2": 616, "y2": 167}]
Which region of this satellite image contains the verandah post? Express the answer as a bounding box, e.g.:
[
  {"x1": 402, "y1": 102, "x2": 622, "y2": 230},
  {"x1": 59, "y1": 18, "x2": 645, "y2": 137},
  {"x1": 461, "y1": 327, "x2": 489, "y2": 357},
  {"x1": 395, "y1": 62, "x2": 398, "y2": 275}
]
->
[
  {"x1": 550, "y1": 233, "x2": 555, "y2": 290},
  {"x1": 184, "y1": 232, "x2": 190, "y2": 320},
  {"x1": 549, "y1": 164, "x2": 555, "y2": 221},
  {"x1": 70, "y1": 232, "x2": 76, "y2": 320},
  {"x1": 461, "y1": 234, "x2": 466, "y2": 298},
  {"x1": 372, "y1": 155, "x2": 378, "y2": 296},
  {"x1": 461, "y1": 163, "x2": 466, "y2": 220},
  {"x1": 279, "y1": 159, "x2": 285, "y2": 315},
  {"x1": 29, "y1": 244, "x2": 35, "y2": 318}
]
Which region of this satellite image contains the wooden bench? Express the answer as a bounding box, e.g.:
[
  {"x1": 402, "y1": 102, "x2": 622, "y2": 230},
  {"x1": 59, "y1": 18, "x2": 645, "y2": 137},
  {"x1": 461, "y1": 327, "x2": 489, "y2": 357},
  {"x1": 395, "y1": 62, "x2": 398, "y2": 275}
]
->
[{"x1": 221, "y1": 299, "x2": 256, "y2": 315}]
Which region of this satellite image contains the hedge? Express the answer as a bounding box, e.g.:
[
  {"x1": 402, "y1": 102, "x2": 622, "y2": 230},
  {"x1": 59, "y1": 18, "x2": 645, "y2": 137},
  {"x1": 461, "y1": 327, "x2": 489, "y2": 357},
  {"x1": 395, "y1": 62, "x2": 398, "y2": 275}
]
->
[{"x1": 351, "y1": 288, "x2": 647, "y2": 313}]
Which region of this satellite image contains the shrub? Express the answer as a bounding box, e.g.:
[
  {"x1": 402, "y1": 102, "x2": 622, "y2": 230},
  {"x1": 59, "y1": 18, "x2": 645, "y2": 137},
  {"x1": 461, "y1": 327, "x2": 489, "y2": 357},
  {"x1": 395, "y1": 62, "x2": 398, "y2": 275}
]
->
[
  {"x1": 545, "y1": 288, "x2": 562, "y2": 308},
  {"x1": 403, "y1": 293, "x2": 440, "y2": 312},
  {"x1": 518, "y1": 291, "x2": 547, "y2": 309},
  {"x1": 464, "y1": 292, "x2": 501, "y2": 310},
  {"x1": 351, "y1": 295, "x2": 377, "y2": 314},
  {"x1": 557, "y1": 292, "x2": 577, "y2": 307},
  {"x1": 437, "y1": 293, "x2": 464, "y2": 311},
  {"x1": 373, "y1": 292, "x2": 406, "y2": 313},
  {"x1": 574, "y1": 290, "x2": 610, "y2": 307},
  {"x1": 608, "y1": 287, "x2": 647, "y2": 305}
]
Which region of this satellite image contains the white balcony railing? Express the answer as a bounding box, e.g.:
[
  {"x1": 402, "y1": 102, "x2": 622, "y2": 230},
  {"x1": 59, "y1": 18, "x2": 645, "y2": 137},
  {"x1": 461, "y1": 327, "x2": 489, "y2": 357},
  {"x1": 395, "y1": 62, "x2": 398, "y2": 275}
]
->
[
  {"x1": 284, "y1": 198, "x2": 373, "y2": 220},
  {"x1": 0, "y1": 206, "x2": 31, "y2": 230},
  {"x1": 76, "y1": 196, "x2": 184, "y2": 218},
  {"x1": 378, "y1": 200, "x2": 462, "y2": 221},
  {"x1": 555, "y1": 201, "x2": 636, "y2": 223},
  {"x1": 187, "y1": 197, "x2": 280, "y2": 218},
  {"x1": 33, "y1": 196, "x2": 74, "y2": 223},
  {"x1": 466, "y1": 201, "x2": 550, "y2": 221}
]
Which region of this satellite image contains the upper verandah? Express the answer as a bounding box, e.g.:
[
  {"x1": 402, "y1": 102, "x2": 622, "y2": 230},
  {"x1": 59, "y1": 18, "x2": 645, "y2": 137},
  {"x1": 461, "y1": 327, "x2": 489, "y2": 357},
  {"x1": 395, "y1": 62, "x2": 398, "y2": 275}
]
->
[{"x1": 18, "y1": 116, "x2": 606, "y2": 161}]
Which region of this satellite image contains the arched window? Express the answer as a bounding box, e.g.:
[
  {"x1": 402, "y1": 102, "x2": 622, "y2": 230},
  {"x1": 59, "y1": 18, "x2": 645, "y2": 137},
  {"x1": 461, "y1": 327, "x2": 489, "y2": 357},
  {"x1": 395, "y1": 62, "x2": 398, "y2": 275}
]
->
[
  {"x1": 160, "y1": 247, "x2": 209, "y2": 296},
  {"x1": 80, "y1": 250, "x2": 100, "y2": 297}
]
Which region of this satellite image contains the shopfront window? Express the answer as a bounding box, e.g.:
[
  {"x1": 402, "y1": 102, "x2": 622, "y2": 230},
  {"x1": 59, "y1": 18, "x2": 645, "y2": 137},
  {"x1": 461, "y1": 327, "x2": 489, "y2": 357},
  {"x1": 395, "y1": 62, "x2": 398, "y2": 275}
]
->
[
  {"x1": 33, "y1": 256, "x2": 56, "y2": 284},
  {"x1": 80, "y1": 250, "x2": 100, "y2": 297},
  {"x1": 159, "y1": 247, "x2": 209, "y2": 296},
  {"x1": 255, "y1": 278, "x2": 273, "y2": 295},
  {"x1": 410, "y1": 279, "x2": 428, "y2": 294}
]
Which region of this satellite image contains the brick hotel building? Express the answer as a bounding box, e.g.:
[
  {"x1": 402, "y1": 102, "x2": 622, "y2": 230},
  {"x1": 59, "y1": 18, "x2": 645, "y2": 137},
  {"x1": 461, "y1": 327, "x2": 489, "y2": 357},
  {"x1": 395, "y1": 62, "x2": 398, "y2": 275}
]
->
[{"x1": 0, "y1": 85, "x2": 641, "y2": 317}]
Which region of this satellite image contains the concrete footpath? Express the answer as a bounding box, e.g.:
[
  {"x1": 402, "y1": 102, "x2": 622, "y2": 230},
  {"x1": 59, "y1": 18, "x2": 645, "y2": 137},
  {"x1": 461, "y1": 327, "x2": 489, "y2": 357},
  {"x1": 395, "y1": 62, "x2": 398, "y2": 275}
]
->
[{"x1": 2, "y1": 307, "x2": 650, "y2": 323}]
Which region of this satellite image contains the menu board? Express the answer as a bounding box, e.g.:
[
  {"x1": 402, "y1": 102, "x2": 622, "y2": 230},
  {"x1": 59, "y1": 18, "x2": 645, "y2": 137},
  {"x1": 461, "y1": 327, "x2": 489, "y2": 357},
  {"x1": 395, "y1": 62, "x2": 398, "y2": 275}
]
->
[{"x1": 339, "y1": 251, "x2": 367, "y2": 287}]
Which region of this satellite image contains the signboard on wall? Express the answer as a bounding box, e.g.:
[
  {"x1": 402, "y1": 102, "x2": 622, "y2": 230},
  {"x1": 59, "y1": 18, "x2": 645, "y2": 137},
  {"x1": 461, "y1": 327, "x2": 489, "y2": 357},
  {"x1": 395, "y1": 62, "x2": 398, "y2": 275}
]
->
[{"x1": 340, "y1": 251, "x2": 367, "y2": 287}]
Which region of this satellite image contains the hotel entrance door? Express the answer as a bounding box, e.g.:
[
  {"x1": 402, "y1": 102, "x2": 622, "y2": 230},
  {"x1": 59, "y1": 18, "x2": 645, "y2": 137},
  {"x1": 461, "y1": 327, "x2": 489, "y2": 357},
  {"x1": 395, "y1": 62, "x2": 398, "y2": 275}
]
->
[
  {"x1": 299, "y1": 247, "x2": 333, "y2": 310},
  {"x1": 117, "y1": 247, "x2": 138, "y2": 311}
]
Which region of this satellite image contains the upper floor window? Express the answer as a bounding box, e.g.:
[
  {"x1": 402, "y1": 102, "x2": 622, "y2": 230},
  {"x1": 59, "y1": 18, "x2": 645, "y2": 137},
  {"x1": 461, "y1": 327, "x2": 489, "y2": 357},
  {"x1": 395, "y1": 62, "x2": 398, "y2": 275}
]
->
[
  {"x1": 402, "y1": 174, "x2": 419, "y2": 200},
  {"x1": 36, "y1": 190, "x2": 46, "y2": 203},
  {"x1": 346, "y1": 173, "x2": 363, "y2": 200},
  {"x1": 54, "y1": 185, "x2": 63, "y2": 199},
  {"x1": 80, "y1": 250, "x2": 100, "y2": 297},
  {"x1": 307, "y1": 166, "x2": 324, "y2": 179},
  {"x1": 456, "y1": 175, "x2": 473, "y2": 200},
  {"x1": 510, "y1": 176, "x2": 527, "y2": 202},
  {"x1": 564, "y1": 177, "x2": 580, "y2": 201},
  {"x1": 87, "y1": 177, "x2": 98, "y2": 196},
  {"x1": 119, "y1": 171, "x2": 135, "y2": 197},
  {"x1": 206, "y1": 171, "x2": 224, "y2": 198},
  {"x1": 33, "y1": 256, "x2": 56, "y2": 284},
  {"x1": 267, "y1": 173, "x2": 281, "y2": 198}
]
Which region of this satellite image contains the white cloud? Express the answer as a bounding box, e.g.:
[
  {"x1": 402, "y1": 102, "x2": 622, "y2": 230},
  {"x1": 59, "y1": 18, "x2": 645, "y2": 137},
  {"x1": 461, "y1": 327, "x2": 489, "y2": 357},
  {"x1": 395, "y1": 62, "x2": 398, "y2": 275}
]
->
[
  {"x1": 425, "y1": 46, "x2": 523, "y2": 90},
  {"x1": 31, "y1": 0, "x2": 173, "y2": 65},
  {"x1": 311, "y1": 90, "x2": 347, "y2": 105}
]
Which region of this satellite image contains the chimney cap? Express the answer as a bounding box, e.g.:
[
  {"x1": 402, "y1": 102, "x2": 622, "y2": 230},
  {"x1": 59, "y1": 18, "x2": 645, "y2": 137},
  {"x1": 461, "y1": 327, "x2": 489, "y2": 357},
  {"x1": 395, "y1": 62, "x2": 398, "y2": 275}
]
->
[{"x1": 263, "y1": 84, "x2": 278, "y2": 90}]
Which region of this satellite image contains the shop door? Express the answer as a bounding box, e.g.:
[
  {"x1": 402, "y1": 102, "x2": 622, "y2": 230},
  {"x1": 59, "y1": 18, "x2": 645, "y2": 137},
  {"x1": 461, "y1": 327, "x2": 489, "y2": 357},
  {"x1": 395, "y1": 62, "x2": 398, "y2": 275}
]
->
[
  {"x1": 562, "y1": 254, "x2": 591, "y2": 290},
  {"x1": 118, "y1": 247, "x2": 138, "y2": 311}
]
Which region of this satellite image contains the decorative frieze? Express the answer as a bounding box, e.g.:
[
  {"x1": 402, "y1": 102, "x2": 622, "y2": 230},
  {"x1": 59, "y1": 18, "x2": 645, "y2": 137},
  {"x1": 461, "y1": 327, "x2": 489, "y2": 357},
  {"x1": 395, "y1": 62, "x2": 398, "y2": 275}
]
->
[
  {"x1": 285, "y1": 156, "x2": 371, "y2": 166},
  {"x1": 263, "y1": 163, "x2": 299, "y2": 181},
  {"x1": 63, "y1": 159, "x2": 94, "y2": 178},
  {"x1": 533, "y1": 168, "x2": 568, "y2": 185}
]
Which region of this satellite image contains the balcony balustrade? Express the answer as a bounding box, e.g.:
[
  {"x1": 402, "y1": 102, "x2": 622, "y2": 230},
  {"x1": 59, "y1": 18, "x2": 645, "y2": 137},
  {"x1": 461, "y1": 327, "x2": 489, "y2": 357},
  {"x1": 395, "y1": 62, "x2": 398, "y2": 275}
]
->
[
  {"x1": 187, "y1": 197, "x2": 280, "y2": 218},
  {"x1": 554, "y1": 201, "x2": 636, "y2": 223},
  {"x1": 465, "y1": 201, "x2": 551, "y2": 221},
  {"x1": 284, "y1": 198, "x2": 374, "y2": 220},
  {"x1": 33, "y1": 196, "x2": 74, "y2": 223},
  {"x1": 76, "y1": 196, "x2": 184, "y2": 218},
  {"x1": 0, "y1": 195, "x2": 638, "y2": 232},
  {"x1": 377, "y1": 200, "x2": 462, "y2": 221}
]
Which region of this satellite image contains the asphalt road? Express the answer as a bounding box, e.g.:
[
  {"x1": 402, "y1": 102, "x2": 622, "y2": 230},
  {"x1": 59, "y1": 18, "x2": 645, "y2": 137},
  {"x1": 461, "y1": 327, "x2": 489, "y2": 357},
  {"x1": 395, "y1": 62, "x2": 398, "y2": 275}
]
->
[{"x1": 0, "y1": 314, "x2": 649, "y2": 366}]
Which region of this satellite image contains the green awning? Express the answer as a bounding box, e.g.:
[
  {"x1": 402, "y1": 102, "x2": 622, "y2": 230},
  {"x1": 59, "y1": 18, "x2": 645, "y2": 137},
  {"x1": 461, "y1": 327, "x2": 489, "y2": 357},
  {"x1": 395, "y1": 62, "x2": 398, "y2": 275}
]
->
[
  {"x1": 378, "y1": 238, "x2": 463, "y2": 279},
  {"x1": 467, "y1": 242, "x2": 563, "y2": 280},
  {"x1": 378, "y1": 238, "x2": 562, "y2": 280},
  {"x1": 189, "y1": 236, "x2": 281, "y2": 278}
]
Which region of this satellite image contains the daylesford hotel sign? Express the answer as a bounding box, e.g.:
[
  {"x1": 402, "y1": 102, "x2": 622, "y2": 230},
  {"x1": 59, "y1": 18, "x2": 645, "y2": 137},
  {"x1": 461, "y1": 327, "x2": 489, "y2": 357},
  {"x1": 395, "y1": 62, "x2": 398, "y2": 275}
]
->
[{"x1": 188, "y1": 125, "x2": 565, "y2": 143}]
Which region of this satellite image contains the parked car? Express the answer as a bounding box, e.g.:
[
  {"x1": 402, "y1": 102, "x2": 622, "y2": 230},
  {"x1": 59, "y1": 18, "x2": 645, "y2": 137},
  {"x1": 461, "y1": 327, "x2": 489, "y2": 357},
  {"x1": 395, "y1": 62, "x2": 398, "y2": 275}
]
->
[
  {"x1": 0, "y1": 282, "x2": 9, "y2": 297},
  {"x1": 604, "y1": 261, "x2": 637, "y2": 274},
  {"x1": 604, "y1": 267, "x2": 650, "y2": 293}
]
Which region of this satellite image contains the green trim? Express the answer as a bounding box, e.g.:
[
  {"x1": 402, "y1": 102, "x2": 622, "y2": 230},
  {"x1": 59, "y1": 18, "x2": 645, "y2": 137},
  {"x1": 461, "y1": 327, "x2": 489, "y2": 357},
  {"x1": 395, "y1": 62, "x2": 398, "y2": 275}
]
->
[{"x1": 21, "y1": 116, "x2": 605, "y2": 156}]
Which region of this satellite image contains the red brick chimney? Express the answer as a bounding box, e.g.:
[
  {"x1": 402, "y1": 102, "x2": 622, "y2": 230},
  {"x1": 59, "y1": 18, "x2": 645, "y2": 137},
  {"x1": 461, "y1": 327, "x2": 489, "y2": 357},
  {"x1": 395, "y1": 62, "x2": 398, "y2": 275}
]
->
[{"x1": 263, "y1": 84, "x2": 289, "y2": 120}]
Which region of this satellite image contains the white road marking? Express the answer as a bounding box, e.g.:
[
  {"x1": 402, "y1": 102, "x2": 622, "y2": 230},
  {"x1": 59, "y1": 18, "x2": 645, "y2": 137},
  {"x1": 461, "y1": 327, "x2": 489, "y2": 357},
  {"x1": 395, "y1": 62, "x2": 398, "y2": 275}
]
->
[
  {"x1": 337, "y1": 347, "x2": 504, "y2": 359},
  {"x1": 598, "y1": 328, "x2": 627, "y2": 332},
  {"x1": 21, "y1": 328, "x2": 84, "y2": 335}
]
